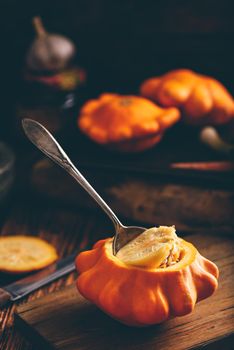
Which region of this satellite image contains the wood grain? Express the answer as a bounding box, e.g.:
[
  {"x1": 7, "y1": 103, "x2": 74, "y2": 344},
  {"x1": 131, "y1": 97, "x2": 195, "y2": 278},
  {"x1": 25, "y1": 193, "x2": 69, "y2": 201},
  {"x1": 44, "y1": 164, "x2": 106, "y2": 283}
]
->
[
  {"x1": 15, "y1": 234, "x2": 234, "y2": 350},
  {"x1": 0, "y1": 201, "x2": 112, "y2": 350},
  {"x1": 31, "y1": 158, "x2": 234, "y2": 235}
]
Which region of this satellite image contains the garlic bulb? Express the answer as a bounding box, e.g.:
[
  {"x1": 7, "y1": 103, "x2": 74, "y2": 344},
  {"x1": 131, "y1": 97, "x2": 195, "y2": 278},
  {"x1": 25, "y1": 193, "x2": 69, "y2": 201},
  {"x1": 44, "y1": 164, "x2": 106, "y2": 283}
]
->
[{"x1": 26, "y1": 17, "x2": 76, "y2": 72}]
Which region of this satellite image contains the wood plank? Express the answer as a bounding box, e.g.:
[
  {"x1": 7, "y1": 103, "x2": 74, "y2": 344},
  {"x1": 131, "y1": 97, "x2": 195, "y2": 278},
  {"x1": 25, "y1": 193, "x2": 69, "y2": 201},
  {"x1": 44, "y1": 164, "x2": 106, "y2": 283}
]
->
[
  {"x1": 15, "y1": 234, "x2": 234, "y2": 350},
  {"x1": 31, "y1": 158, "x2": 234, "y2": 235},
  {"x1": 0, "y1": 204, "x2": 113, "y2": 349}
]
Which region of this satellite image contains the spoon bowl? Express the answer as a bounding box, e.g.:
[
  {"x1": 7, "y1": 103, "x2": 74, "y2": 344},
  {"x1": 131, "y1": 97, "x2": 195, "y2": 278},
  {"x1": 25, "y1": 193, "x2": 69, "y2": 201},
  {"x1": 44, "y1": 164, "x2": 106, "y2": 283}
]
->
[{"x1": 113, "y1": 225, "x2": 146, "y2": 256}]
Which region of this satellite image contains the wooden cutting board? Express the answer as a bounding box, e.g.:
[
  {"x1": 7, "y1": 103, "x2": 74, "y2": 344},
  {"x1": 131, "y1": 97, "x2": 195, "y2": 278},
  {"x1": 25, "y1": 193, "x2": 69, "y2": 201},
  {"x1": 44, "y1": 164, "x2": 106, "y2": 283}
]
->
[{"x1": 15, "y1": 234, "x2": 234, "y2": 350}]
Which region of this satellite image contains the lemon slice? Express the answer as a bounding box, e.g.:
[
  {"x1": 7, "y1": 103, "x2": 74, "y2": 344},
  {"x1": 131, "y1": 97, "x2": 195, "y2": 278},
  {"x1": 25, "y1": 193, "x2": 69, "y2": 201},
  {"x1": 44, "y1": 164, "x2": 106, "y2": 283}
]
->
[
  {"x1": 116, "y1": 226, "x2": 180, "y2": 268},
  {"x1": 0, "y1": 236, "x2": 58, "y2": 274}
]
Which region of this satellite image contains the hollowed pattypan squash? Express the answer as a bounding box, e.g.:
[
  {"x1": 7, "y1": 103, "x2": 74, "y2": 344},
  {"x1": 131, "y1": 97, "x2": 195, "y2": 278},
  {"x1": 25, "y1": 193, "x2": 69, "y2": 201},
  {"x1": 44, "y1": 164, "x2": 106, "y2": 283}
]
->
[
  {"x1": 76, "y1": 226, "x2": 218, "y2": 327},
  {"x1": 78, "y1": 93, "x2": 180, "y2": 152},
  {"x1": 140, "y1": 69, "x2": 234, "y2": 126}
]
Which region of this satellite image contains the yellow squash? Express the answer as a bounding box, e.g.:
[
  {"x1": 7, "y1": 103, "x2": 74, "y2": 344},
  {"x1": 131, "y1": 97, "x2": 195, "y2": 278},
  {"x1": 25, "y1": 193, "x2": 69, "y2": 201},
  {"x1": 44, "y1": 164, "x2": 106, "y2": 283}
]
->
[
  {"x1": 78, "y1": 93, "x2": 180, "y2": 152},
  {"x1": 76, "y1": 227, "x2": 218, "y2": 327},
  {"x1": 140, "y1": 69, "x2": 234, "y2": 125}
]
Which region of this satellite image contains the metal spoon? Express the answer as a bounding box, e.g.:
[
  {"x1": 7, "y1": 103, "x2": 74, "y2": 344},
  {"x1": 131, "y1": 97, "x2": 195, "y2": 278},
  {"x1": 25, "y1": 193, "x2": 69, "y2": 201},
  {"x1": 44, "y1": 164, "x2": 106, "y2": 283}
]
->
[{"x1": 22, "y1": 118, "x2": 146, "y2": 255}]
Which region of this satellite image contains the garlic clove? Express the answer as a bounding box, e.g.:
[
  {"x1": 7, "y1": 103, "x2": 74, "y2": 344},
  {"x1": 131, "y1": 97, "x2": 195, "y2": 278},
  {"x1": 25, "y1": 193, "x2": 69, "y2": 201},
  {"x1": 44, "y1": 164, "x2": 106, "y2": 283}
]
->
[{"x1": 200, "y1": 126, "x2": 234, "y2": 154}]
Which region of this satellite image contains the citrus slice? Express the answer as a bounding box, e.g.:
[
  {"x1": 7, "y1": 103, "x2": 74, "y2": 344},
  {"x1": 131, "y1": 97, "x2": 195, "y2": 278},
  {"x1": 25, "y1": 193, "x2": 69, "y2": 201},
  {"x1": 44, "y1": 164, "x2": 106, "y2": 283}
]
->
[
  {"x1": 0, "y1": 236, "x2": 58, "y2": 274},
  {"x1": 116, "y1": 226, "x2": 180, "y2": 268}
]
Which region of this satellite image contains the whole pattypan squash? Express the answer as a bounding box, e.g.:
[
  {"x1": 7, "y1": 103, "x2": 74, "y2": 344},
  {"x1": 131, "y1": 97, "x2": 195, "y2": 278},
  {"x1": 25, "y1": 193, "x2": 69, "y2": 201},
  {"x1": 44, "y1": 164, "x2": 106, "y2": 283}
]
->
[
  {"x1": 140, "y1": 69, "x2": 234, "y2": 125},
  {"x1": 76, "y1": 226, "x2": 218, "y2": 327},
  {"x1": 78, "y1": 93, "x2": 180, "y2": 152}
]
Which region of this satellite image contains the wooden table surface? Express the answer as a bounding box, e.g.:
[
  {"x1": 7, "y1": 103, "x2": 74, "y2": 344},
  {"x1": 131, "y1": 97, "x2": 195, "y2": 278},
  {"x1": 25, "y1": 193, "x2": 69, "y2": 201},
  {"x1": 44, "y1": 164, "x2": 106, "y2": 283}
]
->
[
  {"x1": 1, "y1": 199, "x2": 233, "y2": 350},
  {"x1": 0, "y1": 127, "x2": 233, "y2": 349},
  {"x1": 15, "y1": 233, "x2": 234, "y2": 350},
  {"x1": 0, "y1": 197, "x2": 113, "y2": 349}
]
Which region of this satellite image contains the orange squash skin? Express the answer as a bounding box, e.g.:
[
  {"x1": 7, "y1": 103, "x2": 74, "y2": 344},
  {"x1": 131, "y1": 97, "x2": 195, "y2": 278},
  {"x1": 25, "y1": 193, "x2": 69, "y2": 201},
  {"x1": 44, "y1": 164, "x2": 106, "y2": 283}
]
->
[
  {"x1": 77, "y1": 93, "x2": 180, "y2": 152},
  {"x1": 140, "y1": 69, "x2": 234, "y2": 125},
  {"x1": 76, "y1": 238, "x2": 219, "y2": 327}
]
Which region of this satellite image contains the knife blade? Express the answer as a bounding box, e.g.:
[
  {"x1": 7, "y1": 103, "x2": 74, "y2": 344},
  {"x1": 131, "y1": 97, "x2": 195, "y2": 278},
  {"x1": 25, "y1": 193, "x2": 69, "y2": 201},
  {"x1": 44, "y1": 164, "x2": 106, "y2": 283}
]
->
[{"x1": 0, "y1": 253, "x2": 76, "y2": 308}]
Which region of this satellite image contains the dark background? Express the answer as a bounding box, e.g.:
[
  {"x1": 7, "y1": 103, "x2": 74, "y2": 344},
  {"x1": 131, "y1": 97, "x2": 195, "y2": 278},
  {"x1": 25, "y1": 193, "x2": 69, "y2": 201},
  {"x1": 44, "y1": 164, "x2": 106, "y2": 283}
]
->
[
  {"x1": 1, "y1": 0, "x2": 234, "y2": 119},
  {"x1": 0, "y1": 0, "x2": 233, "y2": 171}
]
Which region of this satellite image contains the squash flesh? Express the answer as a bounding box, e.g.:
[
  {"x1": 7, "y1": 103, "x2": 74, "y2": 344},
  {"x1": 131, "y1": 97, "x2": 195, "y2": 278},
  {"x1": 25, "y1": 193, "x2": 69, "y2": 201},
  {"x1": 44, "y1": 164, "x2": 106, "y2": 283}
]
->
[{"x1": 116, "y1": 226, "x2": 181, "y2": 269}]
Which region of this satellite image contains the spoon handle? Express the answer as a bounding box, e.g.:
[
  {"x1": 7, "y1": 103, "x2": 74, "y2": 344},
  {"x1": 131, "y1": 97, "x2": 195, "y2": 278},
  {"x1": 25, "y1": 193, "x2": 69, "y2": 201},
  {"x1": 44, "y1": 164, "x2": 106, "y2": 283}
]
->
[{"x1": 22, "y1": 118, "x2": 123, "y2": 230}]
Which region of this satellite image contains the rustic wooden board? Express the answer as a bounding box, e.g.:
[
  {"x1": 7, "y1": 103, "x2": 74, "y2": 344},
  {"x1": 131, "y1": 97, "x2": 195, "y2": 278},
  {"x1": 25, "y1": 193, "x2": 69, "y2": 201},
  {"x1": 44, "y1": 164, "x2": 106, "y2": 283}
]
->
[
  {"x1": 31, "y1": 158, "x2": 234, "y2": 236},
  {"x1": 15, "y1": 234, "x2": 234, "y2": 350}
]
